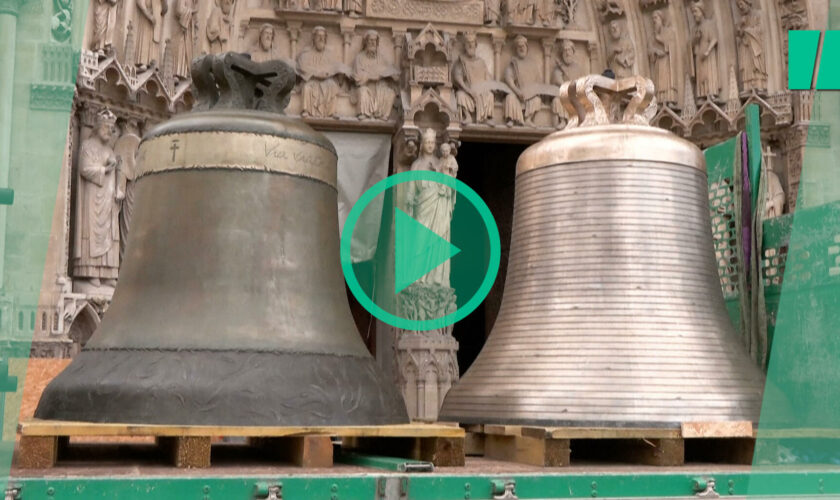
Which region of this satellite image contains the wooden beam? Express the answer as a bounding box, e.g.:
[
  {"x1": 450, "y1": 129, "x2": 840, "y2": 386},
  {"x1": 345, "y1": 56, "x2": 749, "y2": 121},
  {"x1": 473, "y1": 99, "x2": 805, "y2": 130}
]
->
[
  {"x1": 18, "y1": 435, "x2": 58, "y2": 469},
  {"x1": 19, "y1": 419, "x2": 463, "y2": 439},
  {"x1": 484, "y1": 434, "x2": 570, "y2": 467}
]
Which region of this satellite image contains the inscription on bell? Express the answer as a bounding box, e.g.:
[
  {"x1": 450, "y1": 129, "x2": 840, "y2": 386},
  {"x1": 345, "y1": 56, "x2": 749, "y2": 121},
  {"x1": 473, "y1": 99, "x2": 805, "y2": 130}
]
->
[
  {"x1": 137, "y1": 132, "x2": 338, "y2": 187},
  {"x1": 264, "y1": 142, "x2": 289, "y2": 160},
  {"x1": 293, "y1": 151, "x2": 325, "y2": 169},
  {"x1": 263, "y1": 142, "x2": 327, "y2": 169}
]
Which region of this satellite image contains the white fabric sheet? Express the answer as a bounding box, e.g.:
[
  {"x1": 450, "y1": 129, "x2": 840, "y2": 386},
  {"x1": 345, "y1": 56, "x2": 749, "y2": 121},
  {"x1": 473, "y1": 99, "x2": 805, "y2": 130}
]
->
[{"x1": 327, "y1": 131, "x2": 391, "y2": 263}]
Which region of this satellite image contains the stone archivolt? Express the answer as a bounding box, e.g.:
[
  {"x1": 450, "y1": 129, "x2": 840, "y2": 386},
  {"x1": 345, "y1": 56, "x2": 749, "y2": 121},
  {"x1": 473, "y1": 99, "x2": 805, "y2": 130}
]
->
[{"x1": 75, "y1": 0, "x2": 798, "y2": 139}]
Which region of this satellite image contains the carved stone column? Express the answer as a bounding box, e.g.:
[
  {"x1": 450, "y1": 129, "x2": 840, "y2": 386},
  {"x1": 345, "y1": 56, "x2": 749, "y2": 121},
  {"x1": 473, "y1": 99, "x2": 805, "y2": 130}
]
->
[
  {"x1": 541, "y1": 37, "x2": 553, "y2": 84},
  {"x1": 587, "y1": 40, "x2": 600, "y2": 75},
  {"x1": 393, "y1": 28, "x2": 406, "y2": 69},
  {"x1": 341, "y1": 26, "x2": 353, "y2": 64},
  {"x1": 492, "y1": 35, "x2": 504, "y2": 80},
  {"x1": 782, "y1": 90, "x2": 816, "y2": 211},
  {"x1": 287, "y1": 21, "x2": 302, "y2": 59},
  {"x1": 0, "y1": 0, "x2": 24, "y2": 287}
]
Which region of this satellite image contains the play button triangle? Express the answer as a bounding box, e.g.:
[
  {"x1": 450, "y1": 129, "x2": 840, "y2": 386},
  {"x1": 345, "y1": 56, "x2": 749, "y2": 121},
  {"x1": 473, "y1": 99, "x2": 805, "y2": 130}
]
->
[{"x1": 394, "y1": 207, "x2": 461, "y2": 295}]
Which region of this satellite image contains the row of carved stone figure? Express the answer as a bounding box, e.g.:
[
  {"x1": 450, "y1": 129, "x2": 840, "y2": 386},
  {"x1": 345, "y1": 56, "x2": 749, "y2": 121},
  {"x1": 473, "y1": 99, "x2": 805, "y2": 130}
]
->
[
  {"x1": 277, "y1": 0, "x2": 579, "y2": 28},
  {"x1": 608, "y1": 0, "x2": 767, "y2": 108},
  {"x1": 92, "y1": 0, "x2": 236, "y2": 77},
  {"x1": 454, "y1": 33, "x2": 586, "y2": 127},
  {"x1": 278, "y1": 10, "x2": 766, "y2": 125},
  {"x1": 291, "y1": 28, "x2": 588, "y2": 127},
  {"x1": 483, "y1": 0, "x2": 582, "y2": 28},
  {"x1": 293, "y1": 27, "x2": 399, "y2": 120},
  {"x1": 279, "y1": 0, "x2": 363, "y2": 15}
]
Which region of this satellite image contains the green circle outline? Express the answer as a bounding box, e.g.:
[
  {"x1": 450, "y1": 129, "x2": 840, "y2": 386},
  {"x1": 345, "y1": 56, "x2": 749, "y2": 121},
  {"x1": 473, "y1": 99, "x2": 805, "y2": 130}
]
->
[{"x1": 341, "y1": 170, "x2": 501, "y2": 331}]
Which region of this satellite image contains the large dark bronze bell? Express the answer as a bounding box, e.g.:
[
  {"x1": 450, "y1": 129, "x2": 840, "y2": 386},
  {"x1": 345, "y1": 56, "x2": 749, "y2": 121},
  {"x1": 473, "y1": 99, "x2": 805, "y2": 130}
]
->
[
  {"x1": 36, "y1": 54, "x2": 409, "y2": 426},
  {"x1": 439, "y1": 75, "x2": 764, "y2": 428}
]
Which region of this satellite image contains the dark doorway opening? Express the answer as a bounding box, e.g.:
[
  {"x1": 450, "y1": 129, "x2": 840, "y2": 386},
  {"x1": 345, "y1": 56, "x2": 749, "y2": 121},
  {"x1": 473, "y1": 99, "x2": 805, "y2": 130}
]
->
[{"x1": 451, "y1": 140, "x2": 526, "y2": 375}]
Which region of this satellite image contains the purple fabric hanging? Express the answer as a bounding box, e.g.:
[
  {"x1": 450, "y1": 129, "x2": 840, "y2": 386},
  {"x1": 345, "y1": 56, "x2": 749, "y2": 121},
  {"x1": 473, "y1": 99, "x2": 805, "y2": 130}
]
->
[{"x1": 741, "y1": 133, "x2": 752, "y2": 278}]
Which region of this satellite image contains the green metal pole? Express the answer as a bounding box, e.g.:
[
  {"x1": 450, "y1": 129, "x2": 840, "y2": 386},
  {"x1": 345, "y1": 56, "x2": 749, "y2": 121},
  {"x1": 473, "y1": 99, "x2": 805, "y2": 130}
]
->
[
  {"x1": 335, "y1": 449, "x2": 434, "y2": 472},
  {"x1": 0, "y1": 0, "x2": 22, "y2": 291},
  {"x1": 8, "y1": 470, "x2": 840, "y2": 499},
  {"x1": 745, "y1": 103, "x2": 762, "y2": 213}
]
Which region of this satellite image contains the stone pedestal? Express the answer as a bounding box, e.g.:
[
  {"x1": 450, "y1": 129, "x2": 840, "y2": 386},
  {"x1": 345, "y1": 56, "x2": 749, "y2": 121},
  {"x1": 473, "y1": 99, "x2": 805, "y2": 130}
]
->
[{"x1": 396, "y1": 328, "x2": 459, "y2": 422}]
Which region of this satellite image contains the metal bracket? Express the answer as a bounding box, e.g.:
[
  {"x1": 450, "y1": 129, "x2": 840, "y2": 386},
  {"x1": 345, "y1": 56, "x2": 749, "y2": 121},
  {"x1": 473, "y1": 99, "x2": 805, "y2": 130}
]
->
[
  {"x1": 376, "y1": 477, "x2": 409, "y2": 500},
  {"x1": 4, "y1": 487, "x2": 20, "y2": 500},
  {"x1": 693, "y1": 477, "x2": 721, "y2": 498},
  {"x1": 492, "y1": 479, "x2": 518, "y2": 500},
  {"x1": 254, "y1": 483, "x2": 282, "y2": 500}
]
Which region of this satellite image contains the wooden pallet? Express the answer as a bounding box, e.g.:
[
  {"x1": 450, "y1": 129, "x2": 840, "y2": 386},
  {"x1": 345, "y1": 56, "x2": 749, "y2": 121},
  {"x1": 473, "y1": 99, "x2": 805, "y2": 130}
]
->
[
  {"x1": 17, "y1": 419, "x2": 465, "y2": 469},
  {"x1": 464, "y1": 422, "x2": 755, "y2": 467}
]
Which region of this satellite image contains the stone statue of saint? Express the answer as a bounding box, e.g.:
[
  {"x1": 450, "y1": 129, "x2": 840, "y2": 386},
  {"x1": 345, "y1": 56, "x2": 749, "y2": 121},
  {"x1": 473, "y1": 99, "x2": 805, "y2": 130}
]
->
[
  {"x1": 91, "y1": 0, "x2": 119, "y2": 51},
  {"x1": 536, "y1": 0, "x2": 556, "y2": 26},
  {"x1": 504, "y1": 35, "x2": 542, "y2": 127},
  {"x1": 607, "y1": 20, "x2": 635, "y2": 78},
  {"x1": 206, "y1": 0, "x2": 235, "y2": 54},
  {"x1": 300, "y1": 0, "x2": 340, "y2": 10},
  {"x1": 690, "y1": 2, "x2": 720, "y2": 102},
  {"x1": 297, "y1": 26, "x2": 345, "y2": 118},
  {"x1": 73, "y1": 109, "x2": 121, "y2": 287},
  {"x1": 508, "y1": 0, "x2": 537, "y2": 25},
  {"x1": 648, "y1": 9, "x2": 678, "y2": 107},
  {"x1": 344, "y1": 0, "x2": 363, "y2": 15},
  {"x1": 453, "y1": 32, "x2": 495, "y2": 125},
  {"x1": 484, "y1": 0, "x2": 500, "y2": 25},
  {"x1": 407, "y1": 129, "x2": 457, "y2": 288},
  {"x1": 251, "y1": 24, "x2": 276, "y2": 63},
  {"x1": 551, "y1": 39, "x2": 585, "y2": 126},
  {"x1": 353, "y1": 30, "x2": 399, "y2": 120},
  {"x1": 134, "y1": 0, "x2": 167, "y2": 69},
  {"x1": 736, "y1": 0, "x2": 768, "y2": 93},
  {"x1": 763, "y1": 147, "x2": 785, "y2": 218},
  {"x1": 174, "y1": 0, "x2": 197, "y2": 77},
  {"x1": 114, "y1": 119, "x2": 141, "y2": 262}
]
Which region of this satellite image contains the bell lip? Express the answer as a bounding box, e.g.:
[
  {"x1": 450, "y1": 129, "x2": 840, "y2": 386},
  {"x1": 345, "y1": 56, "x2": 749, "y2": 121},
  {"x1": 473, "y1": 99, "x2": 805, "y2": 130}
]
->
[
  {"x1": 34, "y1": 349, "x2": 410, "y2": 426},
  {"x1": 437, "y1": 415, "x2": 760, "y2": 429},
  {"x1": 516, "y1": 124, "x2": 706, "y2": 177},
  {"x1": 143, "y1": 109, "x2": 337, "y2": 157}
]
